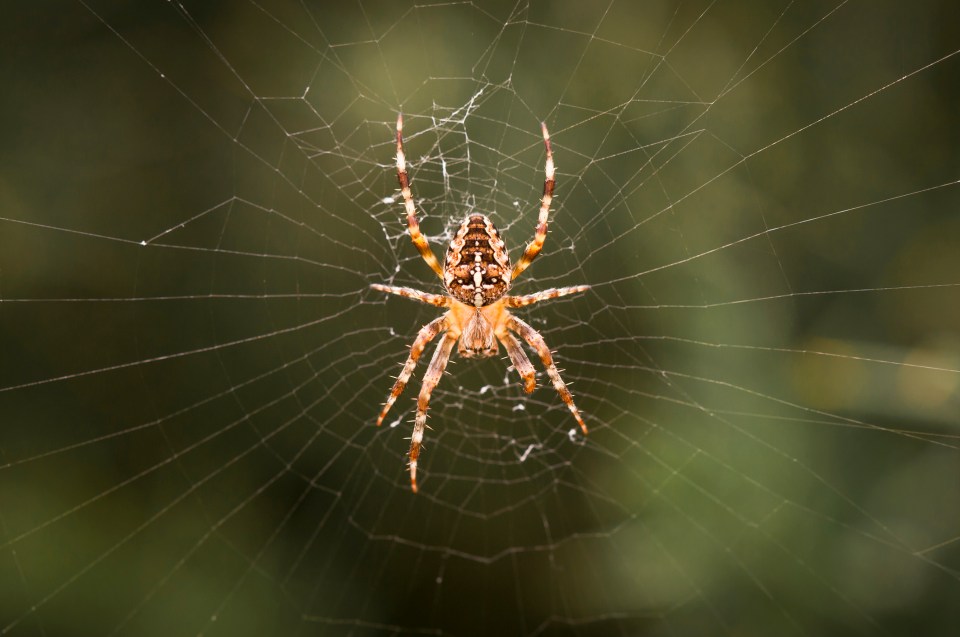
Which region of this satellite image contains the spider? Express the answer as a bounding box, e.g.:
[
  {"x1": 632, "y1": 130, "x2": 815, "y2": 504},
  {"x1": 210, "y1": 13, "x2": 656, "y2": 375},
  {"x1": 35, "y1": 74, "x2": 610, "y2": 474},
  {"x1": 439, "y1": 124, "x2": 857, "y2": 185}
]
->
[{"x1": 372, "y1": 114, "x2": 589, "y2": 492}]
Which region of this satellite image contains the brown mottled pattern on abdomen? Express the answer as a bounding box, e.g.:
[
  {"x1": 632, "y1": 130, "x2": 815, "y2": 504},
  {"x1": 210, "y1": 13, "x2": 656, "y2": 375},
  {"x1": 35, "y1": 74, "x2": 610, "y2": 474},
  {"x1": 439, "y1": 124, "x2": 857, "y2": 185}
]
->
[{"x1": 445, "y1": 214, "x2": 512, "y2": 307}]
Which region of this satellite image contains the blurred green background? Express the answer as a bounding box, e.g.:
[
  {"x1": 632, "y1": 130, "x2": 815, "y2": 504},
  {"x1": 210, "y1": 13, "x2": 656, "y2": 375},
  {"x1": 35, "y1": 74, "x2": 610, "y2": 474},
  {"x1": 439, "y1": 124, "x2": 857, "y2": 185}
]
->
[{"x1": 1, "y1": 1, "x2": 958, "y2": 636}]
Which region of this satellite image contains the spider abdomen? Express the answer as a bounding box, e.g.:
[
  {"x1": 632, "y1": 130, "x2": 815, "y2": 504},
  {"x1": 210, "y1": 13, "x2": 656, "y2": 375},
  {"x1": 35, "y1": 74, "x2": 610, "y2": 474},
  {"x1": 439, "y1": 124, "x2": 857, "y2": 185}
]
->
[{"x1": 444, "y1": 214, "x2": 512, "y2": 307}]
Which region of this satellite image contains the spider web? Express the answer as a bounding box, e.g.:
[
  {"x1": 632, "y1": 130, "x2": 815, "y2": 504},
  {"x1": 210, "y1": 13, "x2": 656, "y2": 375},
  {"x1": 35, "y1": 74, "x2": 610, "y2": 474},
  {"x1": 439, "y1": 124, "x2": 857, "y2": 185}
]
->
[{"x1": 2, "y1": 1, "x2": 959, "y2": 635}]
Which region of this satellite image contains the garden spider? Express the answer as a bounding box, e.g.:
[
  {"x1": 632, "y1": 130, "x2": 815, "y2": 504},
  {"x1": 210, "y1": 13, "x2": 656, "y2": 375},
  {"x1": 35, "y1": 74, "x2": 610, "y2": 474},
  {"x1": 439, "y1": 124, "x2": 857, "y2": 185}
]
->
[{"x1": 373, "y1": 114, "x2": 589, "y2": 492}]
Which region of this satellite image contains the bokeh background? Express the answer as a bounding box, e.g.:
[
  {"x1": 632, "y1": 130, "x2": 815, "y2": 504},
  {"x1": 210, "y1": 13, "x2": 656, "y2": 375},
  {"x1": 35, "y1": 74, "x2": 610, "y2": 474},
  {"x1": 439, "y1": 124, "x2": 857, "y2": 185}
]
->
[{"x1": 1, "y1": 1, "x2": 958, "y2": 636}]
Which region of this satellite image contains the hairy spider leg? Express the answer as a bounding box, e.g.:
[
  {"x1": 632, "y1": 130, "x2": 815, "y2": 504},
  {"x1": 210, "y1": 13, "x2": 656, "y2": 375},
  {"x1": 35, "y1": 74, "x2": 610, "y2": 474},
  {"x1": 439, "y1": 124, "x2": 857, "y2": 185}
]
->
[
  {"x1": 506, "y1": 285, "x2": 590, "y2": 308},
  {"x1": 409, "y1": 332, "x2": 458, "y2": 492},
  {"x1": 396, "y1": 114, "x2": 444, "y2": 280},
  {"x1": 508, "y1": 315, "x2": 588, "y2": 434},
  {"x1": 497, "y1": 331, "x2": 537, "y2": 393},
  {"x1": 370, "y1": 283, "x2": 451, "y2": 307},
  {"x1": 512, "y1": 122, "x2": 555, "y2": 281},
  {"x1": 376, "y1": 315, "x2": 447, "y2": 427}
]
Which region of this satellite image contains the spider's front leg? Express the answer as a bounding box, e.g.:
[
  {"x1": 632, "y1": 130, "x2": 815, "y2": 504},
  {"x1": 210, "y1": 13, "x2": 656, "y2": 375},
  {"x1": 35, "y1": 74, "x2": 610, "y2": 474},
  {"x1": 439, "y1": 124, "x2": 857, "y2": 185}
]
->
[
  {"x1": 507, "y1": 315, "x2": 588, "y2": 435},
  {"x1": 498, "y1": 331, "x2": 536, "y2": 393},
  {"x1": 409, "y1": 332, "x2": 458, "y2": 492},
  {"x1": 377, "y1": 315, "x2": 447, "y2": 427}
]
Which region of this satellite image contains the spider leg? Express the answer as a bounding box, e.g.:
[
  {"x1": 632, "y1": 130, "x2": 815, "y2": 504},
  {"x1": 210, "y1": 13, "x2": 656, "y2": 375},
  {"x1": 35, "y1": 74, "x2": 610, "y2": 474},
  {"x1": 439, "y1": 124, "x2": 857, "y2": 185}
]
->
[
  {"x1": 371, "y1": 283, "x2": 451, "y2": 307},
  {"x1": 377, "y1": 315, "x2": 447, "y2": 427},
  {"x1": 511, "y1": 122, "x2": 555, "y2": 281},
  {"x1": 497, "y1": 331, "x2": 536, "y2": 393},
  {"x1": 507, "y1": 315, "x2": 588, "y2": 435},
  {"x1": 409, "y1": 332, "x2": 458, "y2": 492},
  {"x1": 396, "y1": 114, "x2": 444, "y2": 280},
  {"x1": 506, "y1": 285, "x2": 590, "y2": 308}
]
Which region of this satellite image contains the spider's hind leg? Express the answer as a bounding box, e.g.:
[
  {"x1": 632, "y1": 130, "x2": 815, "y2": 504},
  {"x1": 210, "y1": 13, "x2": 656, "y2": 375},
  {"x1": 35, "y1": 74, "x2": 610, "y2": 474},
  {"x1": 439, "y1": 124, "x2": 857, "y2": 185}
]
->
[
  {"x1": 395, "y1": 114, "x2": 445, "y2": 280},
  {"x1": 511, "y1": 122, "x2": 555, "y2": 281}
]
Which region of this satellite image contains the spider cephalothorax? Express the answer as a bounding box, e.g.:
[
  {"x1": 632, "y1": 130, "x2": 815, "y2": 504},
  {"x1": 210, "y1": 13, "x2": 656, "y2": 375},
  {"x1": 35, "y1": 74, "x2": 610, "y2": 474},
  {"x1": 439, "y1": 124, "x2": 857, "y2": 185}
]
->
[{"x1": 372, "y1": 114, "x2": 589, "y2": 492}]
